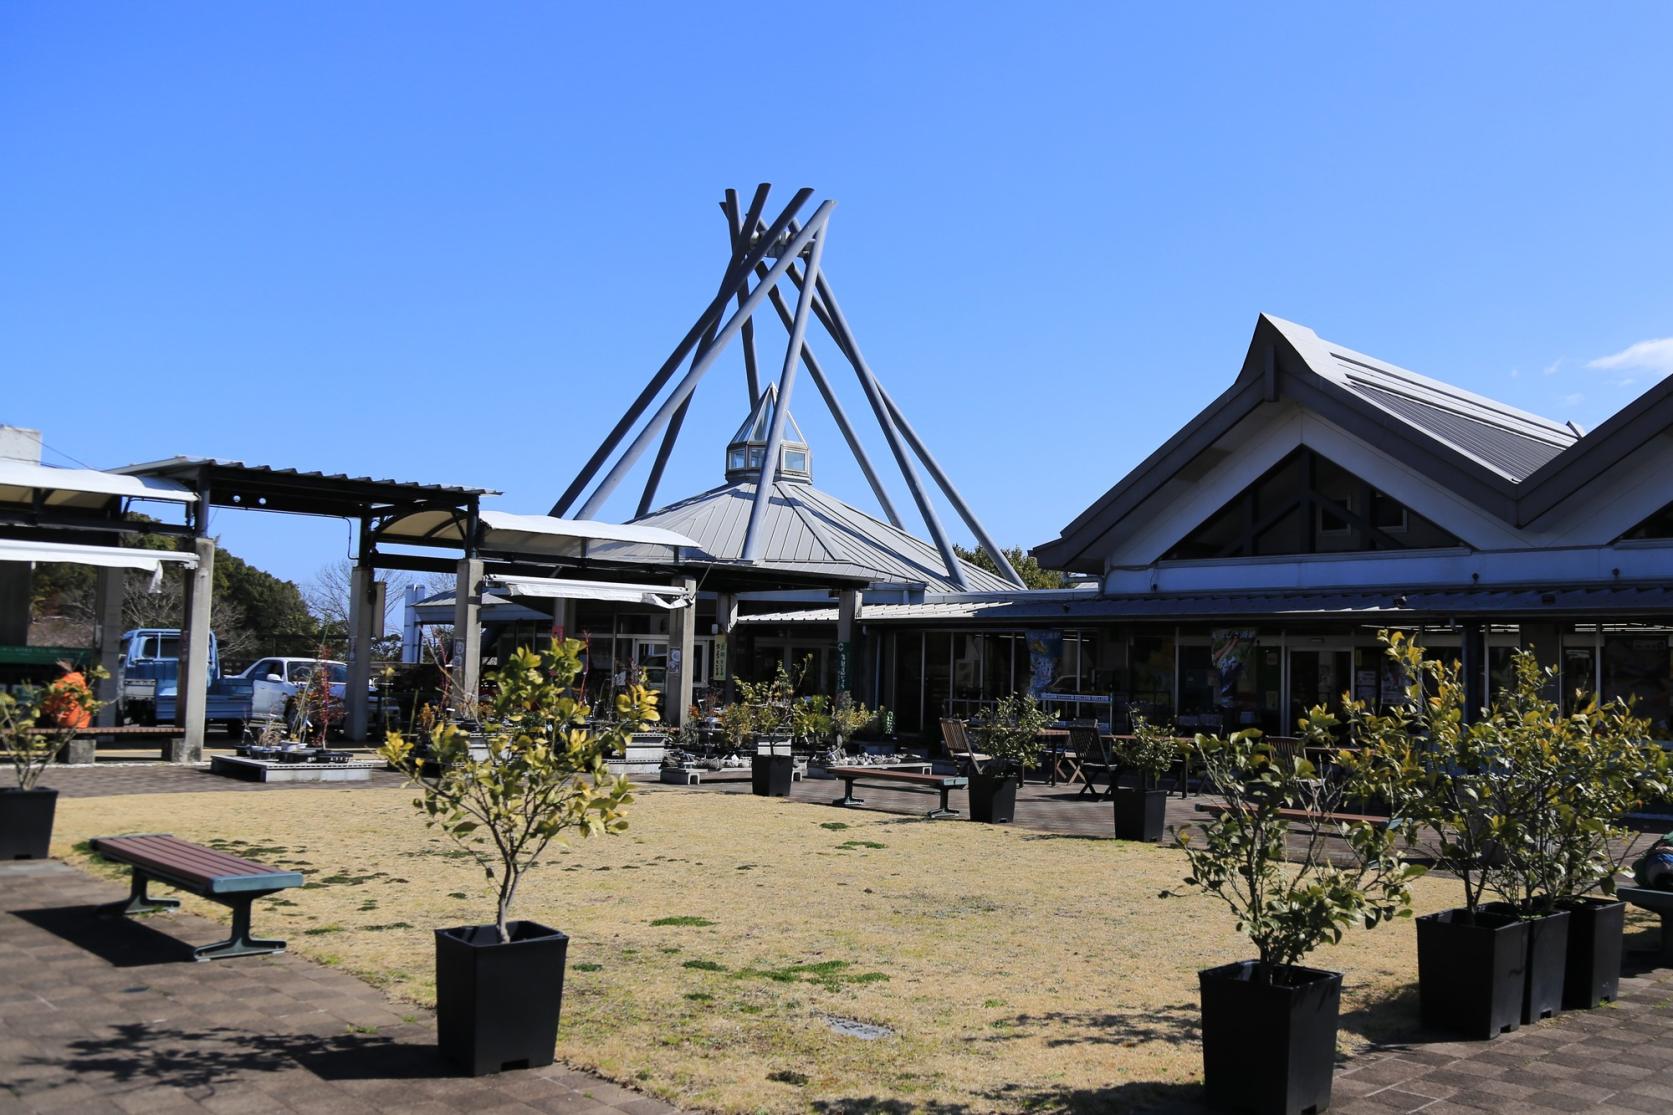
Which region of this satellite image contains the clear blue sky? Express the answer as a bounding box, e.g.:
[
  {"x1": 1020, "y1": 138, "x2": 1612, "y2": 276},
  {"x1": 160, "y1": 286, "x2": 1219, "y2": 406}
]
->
[{"x1": 5, "y1": 4, "x2": 1672, "y2": 588}]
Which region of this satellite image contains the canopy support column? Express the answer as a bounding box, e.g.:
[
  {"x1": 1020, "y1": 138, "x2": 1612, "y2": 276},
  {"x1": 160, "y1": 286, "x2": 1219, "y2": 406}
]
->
[
  {"x1": 665, "y1": 576, "x2": 697, "y2": 727},
  {"x1": 837, "y1": 589, "x2": 862, "y2": 697},
  {"x1": 715, "y1": 592, "x2": 737, "y2": 706},
  {"x1": 451, "y1": 558, "x2": 483, "y2": 717},
  {"x1": 173, "y1": 536, "x2": 214, "y2": 762},
  {"x1": 345, "y1": 561, "x2": 374, "y2": 742},
  {"x1": 93, "y1": 566, "x2": 124, "y2": 727}
]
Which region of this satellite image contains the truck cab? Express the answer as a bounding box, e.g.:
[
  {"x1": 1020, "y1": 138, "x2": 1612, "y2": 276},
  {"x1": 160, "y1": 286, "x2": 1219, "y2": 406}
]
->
[{"x1": 119, "y1": 627, "x2": 221, "y2": 722}]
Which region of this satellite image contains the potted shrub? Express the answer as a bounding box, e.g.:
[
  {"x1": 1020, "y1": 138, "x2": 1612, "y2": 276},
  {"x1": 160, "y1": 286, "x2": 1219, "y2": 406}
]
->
[
  {"x1": 381, "y1": 641, "x2": 649, "y2": 1075},
  {"x1": 735, "y1": 661, "x2": 800, "y2": 796},
  {"x1": 1177, "y1": 715, "x2": 1420, "y2": 1115},
  {"x1": 968, "y1": 693, "x2": 1053, "y2": 824},
  {"x1": 1, "y1": 667, "x2": 102, "y2": 860},
  {"x1": 1472, "y1": 653, "x2": 1666, "y2": 1014},
  {"x1": 1112, "y1": 709, "x2": 1180, "y2": 842},
  {"x1": 1546, "y1": 686, "x2": 1666, "y2": 1009},
  {"x1": 1348, "y1": 633, "x2": 1533, "y2": 1039}
]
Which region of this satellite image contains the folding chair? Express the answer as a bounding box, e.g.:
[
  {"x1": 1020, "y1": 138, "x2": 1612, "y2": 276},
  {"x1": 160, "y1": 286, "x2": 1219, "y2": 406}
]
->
[
  {"x1": 940, "y1": 718, "x2": 991, "y2": 776},
  {"x1": 1069, "y1": 723, "x2": 1114, "y2": 799}
]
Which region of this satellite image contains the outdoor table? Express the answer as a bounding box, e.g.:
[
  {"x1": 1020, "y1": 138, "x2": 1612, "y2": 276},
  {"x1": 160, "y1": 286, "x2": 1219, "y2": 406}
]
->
[{"x1": 1036, "y1": 728, "x2": 1074, "y2": 786}]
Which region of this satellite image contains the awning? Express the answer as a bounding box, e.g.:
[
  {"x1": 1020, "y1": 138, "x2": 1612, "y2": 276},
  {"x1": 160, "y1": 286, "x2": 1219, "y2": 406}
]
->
[
  {"x1": 374, "y1": 507, "x2": 699, "y2": 558},
  {"x1": 0, "y1": 459, "x2": 196, "y2": 511},
  {"x1": 0, "y1": 538, "x2": 198, "y2": 589},
  {"x1": 484, "y1": 574, "x2": 693, "y2": 610}
]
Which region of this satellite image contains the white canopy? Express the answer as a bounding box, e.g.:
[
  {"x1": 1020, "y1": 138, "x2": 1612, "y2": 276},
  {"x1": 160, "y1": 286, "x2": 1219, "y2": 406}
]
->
[
  {"x1": 0, "y1": 458, "x2": 196, "y2": 511},
  {"x1": 483, "y1": 574, "x2": 693, "y2": 610},
  {"x1": 374, "y1": 507, "x2": 698, "y2": 559},
  {"x1": 0, "y1": 538, "x2": 198, "y2": 587}
]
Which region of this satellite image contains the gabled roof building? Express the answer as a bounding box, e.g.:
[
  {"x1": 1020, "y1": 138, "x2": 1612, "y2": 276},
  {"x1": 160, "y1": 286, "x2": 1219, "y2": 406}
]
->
[{"x1": 740, "y1": 315, "x2": 1673, "y2": 740}]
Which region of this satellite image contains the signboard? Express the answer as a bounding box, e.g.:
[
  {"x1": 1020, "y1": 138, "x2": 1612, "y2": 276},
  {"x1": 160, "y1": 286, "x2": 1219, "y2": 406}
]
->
[
  {"x1": 712, "y1": 635, "x2": 728, "y2": 681},
  {"x1": 836, "y1": 640, "x2": 852, "y2": 691}
]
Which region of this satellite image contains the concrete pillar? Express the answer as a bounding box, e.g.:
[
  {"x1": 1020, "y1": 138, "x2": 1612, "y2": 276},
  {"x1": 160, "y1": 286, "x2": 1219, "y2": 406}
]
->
[
  {"x1": 666, "y1": 577, "x2": 697, "y2": 726},
  {"x1": 714, "y1": 592, "x2": 737, "y2": 704},
  {"x1": 451, "y1": 558, "x2": 483, "y2": 716},
  {"x1": 1519, "y1": 622, "x2": 1562, "y2": 702},
  {"x1": 836, "y1": 589, "x2": 863, "y2": 697},
  {"x1": 93, "y1": 566, "x2": 124, "y2": 727},
  {"x1": 345, "y1": 565, "x2": 374, "y2": 741},
  {"x1": 173, "y1": 537, "x2": 215, "y2": 762}
]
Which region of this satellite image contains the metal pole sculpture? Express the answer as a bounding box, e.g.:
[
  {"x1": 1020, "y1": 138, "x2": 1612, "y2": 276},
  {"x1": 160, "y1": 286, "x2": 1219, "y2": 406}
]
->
[{"x1": 554, "y1": 185, "x2": 1026, "y2": 591}]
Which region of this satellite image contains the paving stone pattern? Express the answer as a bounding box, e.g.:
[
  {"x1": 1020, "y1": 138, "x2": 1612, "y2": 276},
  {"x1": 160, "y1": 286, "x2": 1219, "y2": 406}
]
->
[{"x1": 0, "y1": 859, "x2": 678, "y2": 1115}]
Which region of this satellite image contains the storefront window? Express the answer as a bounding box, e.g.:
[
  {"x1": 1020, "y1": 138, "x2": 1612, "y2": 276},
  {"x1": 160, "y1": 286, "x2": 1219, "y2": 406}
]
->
[
  {"x1": 1605, "y1": 635, "x2": 1672, "y2": 734},
  {"x1": 953, "y1": 634, "x2": 983, "y2": 701},
  {"x1": 1128, "y1": 633, "x2": 1175, "y2": 722},
  {"x1": 925, "y1": 633, "x2": 951, "y2": 722}
]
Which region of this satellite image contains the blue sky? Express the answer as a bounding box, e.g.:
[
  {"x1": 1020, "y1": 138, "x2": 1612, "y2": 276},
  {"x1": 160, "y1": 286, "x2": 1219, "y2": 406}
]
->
[{"x1": 4, "y1": 4, "x2": 1672, "y2": 587}]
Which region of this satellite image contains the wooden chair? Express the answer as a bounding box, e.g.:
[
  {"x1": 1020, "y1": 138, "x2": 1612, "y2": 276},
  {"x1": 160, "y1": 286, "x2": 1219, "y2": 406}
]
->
[
  {"x1": 940, "y1": 718, "x2": 990, "y2": 775},
  {"x1": 1068, "y1": 723, "x2": 1114, "y2": 799}
]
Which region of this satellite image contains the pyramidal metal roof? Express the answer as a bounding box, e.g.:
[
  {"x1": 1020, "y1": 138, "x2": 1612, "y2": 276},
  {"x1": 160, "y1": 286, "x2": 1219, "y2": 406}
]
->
[{"x1": 623, "y1": 479, "x2": 1015, "y2": 594}]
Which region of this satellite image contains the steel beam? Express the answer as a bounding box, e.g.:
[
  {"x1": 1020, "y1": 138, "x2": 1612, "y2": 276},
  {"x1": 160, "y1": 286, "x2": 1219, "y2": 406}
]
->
[
  {"x1": 875, "y1": 382, "x2": 1025, "y2": 588},
  {"x1": 550, "y1": 187, "x2": 812, "y2": 517},
  {"x1": 725, "y1": 188, "x2": 767, "y2": 407},
  {"x1": 636, "y1": 188, "x2": 777, "y2": 518},
  {"x1": 575, "y1": 202, "x2": 835, "y2": 519},
  {"x1": 804, "y1": 274, "x2": 969, "y2": 590},
  {"x1": 752, "y1": 258, "x2": 903, "y2": 528},
  {"x1": 742, "y1": 223, "x2": 826, "y2": 561}
]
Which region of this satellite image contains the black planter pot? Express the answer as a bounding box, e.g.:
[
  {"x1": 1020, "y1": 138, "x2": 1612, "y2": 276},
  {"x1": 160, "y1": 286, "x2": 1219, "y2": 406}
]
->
[
  {"x1": 1199, "y1": 960, "x2": 1341, "y2": 1115},
  {"x1": 1416, "y1": 908, "x2": 1528, "y2": 1039},
  {"x1": 1521, "y1": 908, "x2": 1570, "y2": 1023},
  {"x1": 0, "y1": 787, "x2": 59, "y2": 860},
  {"x1": 751, "y1": 753, "x2": 794, "y2": 797},
  {"x1": 1560, "y1": 897, "x2": 1625, "y2": 1010},
  {"x1": 1113, "y1": 785, "x2": 1167, "y2": 842},
  {"x1": 434, "y1": 920, "x2": 569, "y2": 1076},
  {"x1": 968, "y1": 770, "x2": 1018, "y2": 823}
]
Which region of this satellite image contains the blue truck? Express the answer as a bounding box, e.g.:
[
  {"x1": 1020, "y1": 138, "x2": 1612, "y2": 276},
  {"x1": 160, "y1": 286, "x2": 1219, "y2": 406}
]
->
[{"x1": 119, "y1": 628, "x2": 287, "y2": 736}]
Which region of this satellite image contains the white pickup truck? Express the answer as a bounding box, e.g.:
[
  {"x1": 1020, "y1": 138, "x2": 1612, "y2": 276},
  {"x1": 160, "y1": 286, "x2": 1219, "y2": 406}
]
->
[{"x1": 233, "y1": 657, "x2": 379, "y2": 731}]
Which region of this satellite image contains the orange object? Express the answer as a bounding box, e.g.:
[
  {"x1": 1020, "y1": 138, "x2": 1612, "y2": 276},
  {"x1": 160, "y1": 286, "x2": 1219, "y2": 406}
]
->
[{"x1": 43, "y1": 670, "x2": 94, "y2": 729}]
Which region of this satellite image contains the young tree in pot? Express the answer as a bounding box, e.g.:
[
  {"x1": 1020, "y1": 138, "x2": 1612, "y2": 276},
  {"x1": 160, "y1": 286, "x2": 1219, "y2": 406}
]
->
[
  {"x1": 1176, "y1": 717, "x2": 1420, "y2": 1115},
  {"x1": 1, "y1": 668, "x2": 103, "y2": 860},
  {"x1": 1342, "y1": 633, "x2": 1527, "y2": 1039},
  {"x1": 968, "y1": 694, "x2": 1053, "y2": 824},
  {"x1": 381, "y1": 641, "x2": 651, "y2": 1075},
  {"x1": 737, "y1": 660, "x2": 799, "y2": 796},
  {"x1": 1113, "y1": 709, "x2": 1182, "y2": 842}
]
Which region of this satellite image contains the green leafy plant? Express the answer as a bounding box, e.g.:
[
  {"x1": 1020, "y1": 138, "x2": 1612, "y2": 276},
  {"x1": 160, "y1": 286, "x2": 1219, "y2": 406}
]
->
[
  {"x1": 829, "y1": 692, "x2": 876, "y2": 744},
  {"x1": 381, "y1": 640, "x2": 654, "y2": 942},
  {"x1": 1176, "y1": 714, "x2": 1422, "y2": 979},
  {"x1": 973, "y1": 693, "x2": 1055, "y2": 777},
  {"x1": 1120, "y1": 707, "x2": 1184, "y2": 788},
  {"x1": 2, "y1": 667, "x2": 105, "y2": 789},
  {"x1": 791, "y1": 694, "x2": 833, "y2": 749},
  {"x1": 1361, "y1": 633, "x2": 1667, "y2": 916}
]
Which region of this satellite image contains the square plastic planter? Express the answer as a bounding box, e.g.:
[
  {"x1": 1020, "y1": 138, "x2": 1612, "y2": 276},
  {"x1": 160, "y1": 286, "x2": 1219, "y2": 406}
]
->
[
  {"x1": 1112, "y1": 785, "x2": 1167, "y2": 842},
  {"x1": 1561, "y1": 897, "x2": 1625, "y2": 1010},
  {"x1": 1521, "y1": 908, "x2": 1570, "y2": 1023},
  {"x1": 967, "y1": 770, "x2": 1018, "y2": 823},
  {"x1": 0, "y1": 788, "x2": 58, "y2": 860},
  {"x1": 751, "y1": 754, "x2": 794, "y2": 797},
  {"x1": 1199, "y1": 960, "x2": 1341, "y2": 1115},
  {"x1": 1416, "y1": 908, "x2": 1528, "y2": 1039},
  {"x1": 435, "y1": 920, "x2": 568, "y2": 1076}
]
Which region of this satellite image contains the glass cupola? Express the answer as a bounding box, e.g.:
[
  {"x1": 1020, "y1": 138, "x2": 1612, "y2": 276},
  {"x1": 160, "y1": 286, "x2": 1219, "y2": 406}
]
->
[{"x1": 725, "y1": 384, "x2": 812, "y2": 483}]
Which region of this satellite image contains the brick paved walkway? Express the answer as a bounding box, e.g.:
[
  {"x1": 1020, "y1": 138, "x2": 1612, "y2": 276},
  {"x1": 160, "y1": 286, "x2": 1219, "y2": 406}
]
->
[{"x1": 0, "y1": 859, "x2": 678, "y2": 1115}]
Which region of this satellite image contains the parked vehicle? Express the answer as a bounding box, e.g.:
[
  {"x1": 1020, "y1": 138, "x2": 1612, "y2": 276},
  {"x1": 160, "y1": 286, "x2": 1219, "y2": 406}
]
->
[
  {"x1": 119, "y1": 628, "x2": 285, "y2": 737},
  {"x1": 234, "y1": 657, "x2": 381, "y2": 735}
]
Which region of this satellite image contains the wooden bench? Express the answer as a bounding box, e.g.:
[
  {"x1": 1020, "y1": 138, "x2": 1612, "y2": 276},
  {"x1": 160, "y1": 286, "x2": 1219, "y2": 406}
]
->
[
  {"x1": 827, "y1": 766, "x2": 967, "y2": 819},
  {"x1": 90, "y1": 834, "x2": 303, "y2": 961},
  {"x1": 1194, "y1": 802, "x2": 1391, "y2": 829},
  {"x1": 1618, "y1": 886, "x2": 1673, "y2": 965},
  {"x1": 64, "y1": 724, "x2": 194, "y2": 764}
]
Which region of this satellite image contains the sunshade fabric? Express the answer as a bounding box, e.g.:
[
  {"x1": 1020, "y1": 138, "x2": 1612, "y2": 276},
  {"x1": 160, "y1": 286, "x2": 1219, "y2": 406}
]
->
[
  {"x1": 483, "y1": 574, "x2": 692, "y2": 610},
  {"x1": 0, "y1": 459, "x2": 195, "y2": 511}
]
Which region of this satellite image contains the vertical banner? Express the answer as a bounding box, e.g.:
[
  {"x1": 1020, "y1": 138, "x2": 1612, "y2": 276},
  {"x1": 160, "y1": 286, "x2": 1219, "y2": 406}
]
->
[
  {"x1": 1027, "y1": 630, "x2": 1063, "y2": 698},
  {"x1": 836, "y1": 640, "x2": 852, "y2": 692},
  {"x1": 1210, "y1": 629, "x2": 1257, "y2": 707},
  {"x1": 712, "y1": 634, "x2": 728, "y2": 682}
]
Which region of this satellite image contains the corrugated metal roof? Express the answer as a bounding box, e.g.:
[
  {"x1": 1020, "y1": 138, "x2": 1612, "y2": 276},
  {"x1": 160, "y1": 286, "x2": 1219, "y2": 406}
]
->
[
  {"x1": 117, "y1": 456, "x2": 499, "y2": 497},
  {"x1": 611, "y1": 480, "x2": 1014, "y2": 594},
  {"x1": 736, "y1": 582, "x2": 1673, "y2": 624},
  {"x1": 1303, "y1": 338, "x2": 1579, "y2": 481}
]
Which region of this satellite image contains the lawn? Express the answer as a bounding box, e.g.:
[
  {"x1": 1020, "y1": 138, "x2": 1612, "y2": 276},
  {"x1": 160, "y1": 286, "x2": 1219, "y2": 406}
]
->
[{"x1": 55, "y1": 784, "x2": 1468, "y2": 1113}]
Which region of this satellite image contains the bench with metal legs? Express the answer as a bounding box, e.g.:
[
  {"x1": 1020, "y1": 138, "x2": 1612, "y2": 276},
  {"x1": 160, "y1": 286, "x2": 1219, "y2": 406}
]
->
[{"x1": 828, "y1": 766, "x2": 968, "y2": 819}]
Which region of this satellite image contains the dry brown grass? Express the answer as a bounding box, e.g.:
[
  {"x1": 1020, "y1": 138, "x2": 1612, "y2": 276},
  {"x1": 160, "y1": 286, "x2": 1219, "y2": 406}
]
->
[{"x1": 55, "y1": 785, "x2": 1469, "y2": 1112}]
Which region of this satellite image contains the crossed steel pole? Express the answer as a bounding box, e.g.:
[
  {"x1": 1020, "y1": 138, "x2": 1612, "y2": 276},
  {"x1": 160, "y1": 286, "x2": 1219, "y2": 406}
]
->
[{"x1": 553, "y1": 186, "x2": 1025, "y2": 591}]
